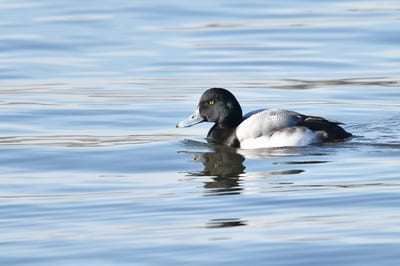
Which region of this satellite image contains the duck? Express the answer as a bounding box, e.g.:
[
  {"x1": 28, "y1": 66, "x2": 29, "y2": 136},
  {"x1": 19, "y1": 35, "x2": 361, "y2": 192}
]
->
[{"x1": 177, "y1": 88, "x2": 352, "y2": 149}]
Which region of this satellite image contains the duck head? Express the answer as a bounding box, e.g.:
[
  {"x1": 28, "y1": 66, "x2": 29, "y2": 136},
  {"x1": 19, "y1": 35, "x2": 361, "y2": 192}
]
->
[{"x1": 177, "y1": 88, "x2": 243, "y2": 128}]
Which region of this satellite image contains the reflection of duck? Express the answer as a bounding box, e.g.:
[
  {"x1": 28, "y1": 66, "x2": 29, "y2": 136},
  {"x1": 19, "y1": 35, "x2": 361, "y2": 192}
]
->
[
  {"x1": 182, "y1": 145, "x2": 245, "y2": 194},
  {"x1": 177, "y1": 88, "x2": 352, "y2": 148},
  {"x1": 180, "y1": 140, "x2": 328, "y2": 195},
  {"x1": 206, "y1": 218, "x2": 247, "y2": 228},
  {"x1": 194, "y1": 145, "x2": 245, "y2": 178}
]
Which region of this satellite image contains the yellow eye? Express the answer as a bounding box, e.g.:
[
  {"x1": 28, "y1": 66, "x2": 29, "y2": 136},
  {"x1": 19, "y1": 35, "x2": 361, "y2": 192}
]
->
[{"x1": 209, "y1": 100, "x2": 215, "y2": 105}]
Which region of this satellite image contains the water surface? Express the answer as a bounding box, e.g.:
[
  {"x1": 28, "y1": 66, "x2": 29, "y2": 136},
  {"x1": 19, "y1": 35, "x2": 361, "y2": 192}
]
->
[{"x1": 1, "y1": 0, "x2": 400, "y2": 265}]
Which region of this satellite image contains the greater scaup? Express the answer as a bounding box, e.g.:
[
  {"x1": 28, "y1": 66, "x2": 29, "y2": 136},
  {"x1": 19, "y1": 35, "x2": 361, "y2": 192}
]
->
[{"x1": 177, "y1": 88, "x2": 352, "y2": 149}]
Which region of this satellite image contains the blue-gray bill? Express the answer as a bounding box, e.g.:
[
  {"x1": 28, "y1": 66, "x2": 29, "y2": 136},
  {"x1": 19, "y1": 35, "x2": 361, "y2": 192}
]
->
[{"x1": 176, "y1": 108, "x2": 205, "y2": 128}]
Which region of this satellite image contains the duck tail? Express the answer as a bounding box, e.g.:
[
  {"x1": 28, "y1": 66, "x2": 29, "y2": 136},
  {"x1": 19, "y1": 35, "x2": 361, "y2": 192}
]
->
[{"x1": 298, "y1": 115, "x2": 352, "y2": 141}]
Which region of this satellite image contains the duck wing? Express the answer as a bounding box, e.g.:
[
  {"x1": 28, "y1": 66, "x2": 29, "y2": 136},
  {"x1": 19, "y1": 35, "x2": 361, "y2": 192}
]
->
[{"x1": 236, "y1": 109, "x2": 303, "y2": 142}]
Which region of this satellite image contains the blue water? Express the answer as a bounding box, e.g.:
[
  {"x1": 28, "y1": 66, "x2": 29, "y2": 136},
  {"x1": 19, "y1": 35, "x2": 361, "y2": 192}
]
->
[{"x1": 1, "y1": 0, "x2": 400, "y2": 265}]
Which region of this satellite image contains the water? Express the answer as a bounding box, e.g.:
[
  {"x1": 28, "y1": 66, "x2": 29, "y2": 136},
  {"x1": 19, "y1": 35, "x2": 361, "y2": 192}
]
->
[{"x1": 1, "y1": 0, "x2": 400, "y2": 265}]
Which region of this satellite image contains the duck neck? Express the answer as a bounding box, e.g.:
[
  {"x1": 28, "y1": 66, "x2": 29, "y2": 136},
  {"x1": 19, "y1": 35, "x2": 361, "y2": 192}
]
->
[
  {"x1": 207, "y1": 123, "x2": 241, "y2": 148},
  {"x1": 219, "y1": 106, "x2": 243, "y2": 128}
]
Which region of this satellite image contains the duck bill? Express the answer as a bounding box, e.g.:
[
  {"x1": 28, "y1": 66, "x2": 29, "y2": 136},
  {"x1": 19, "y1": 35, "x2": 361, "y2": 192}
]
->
[{"x1": 176, "y1": 108, "x2": 205, "y2": 128}]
